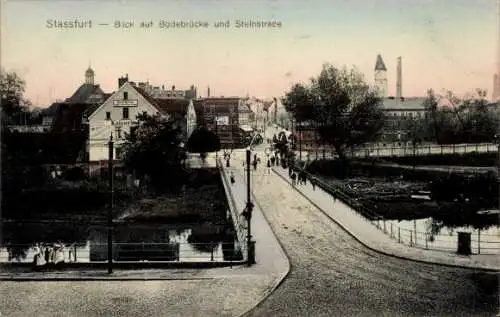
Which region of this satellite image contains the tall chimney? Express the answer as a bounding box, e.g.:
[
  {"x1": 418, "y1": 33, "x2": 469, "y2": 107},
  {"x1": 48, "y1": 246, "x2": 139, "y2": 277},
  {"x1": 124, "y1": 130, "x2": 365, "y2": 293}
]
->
[
  {"x1": 493, "y1": 0, "x2": 500, "y2": 101},
  {"x1": 207, "y1": 86, "x2": 211, "y2": 97},
  {"x1": 118, "y1": 74, "x2": 129, "y2": 88},
  {"x1": 396, "y1": 57, "x2": 402, "y2": 105}
]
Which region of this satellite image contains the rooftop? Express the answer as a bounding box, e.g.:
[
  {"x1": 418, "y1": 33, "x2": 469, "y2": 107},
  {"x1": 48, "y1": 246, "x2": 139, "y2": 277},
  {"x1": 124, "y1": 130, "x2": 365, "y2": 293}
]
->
[
  {"x1": 375, "y1": 54, "x2": 387, "y2": 71},
  {"x1": 382, "y1": 97, "x2": 427, "y2": 110}
]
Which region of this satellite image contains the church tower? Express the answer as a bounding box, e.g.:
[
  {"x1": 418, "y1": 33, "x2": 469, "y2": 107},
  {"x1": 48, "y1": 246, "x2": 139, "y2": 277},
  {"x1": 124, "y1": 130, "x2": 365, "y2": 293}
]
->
[
  {"x1": 374, "y1": 54, "x2": 388, "y2": 98},
  {"x1": 85, "y1": 65, "x2": 95, "y2": 85}
]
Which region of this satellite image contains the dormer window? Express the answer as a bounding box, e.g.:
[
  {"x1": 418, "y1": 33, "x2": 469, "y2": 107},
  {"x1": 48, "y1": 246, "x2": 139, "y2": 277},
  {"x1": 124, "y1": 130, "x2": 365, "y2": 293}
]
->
[{"x1": 123, "y1": 92, "x2": 128, "y2": 100}]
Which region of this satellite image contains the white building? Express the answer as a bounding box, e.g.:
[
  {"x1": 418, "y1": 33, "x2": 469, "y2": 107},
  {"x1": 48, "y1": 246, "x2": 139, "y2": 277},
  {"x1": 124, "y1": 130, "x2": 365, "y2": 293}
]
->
[{"x1": 87, "y1": 80, "x2": 197, "y2": 162}]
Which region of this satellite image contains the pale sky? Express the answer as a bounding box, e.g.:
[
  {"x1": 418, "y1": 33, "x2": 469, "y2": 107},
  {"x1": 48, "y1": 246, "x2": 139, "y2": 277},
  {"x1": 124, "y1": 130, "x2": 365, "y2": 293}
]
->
[{"x1": 1, "y1": 0, "x2": 498, "y2": 106}]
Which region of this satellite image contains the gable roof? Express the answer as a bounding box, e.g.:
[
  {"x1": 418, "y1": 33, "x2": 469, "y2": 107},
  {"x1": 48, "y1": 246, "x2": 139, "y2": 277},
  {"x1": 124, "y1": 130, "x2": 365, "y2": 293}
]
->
[
  {"x1": 154, "y1": 98, "x2": 190, "y2": 117},
  {"x1": 375, "y1": 54, "x2": 387, "y2": 71},
  {"x1": 42, "y1": 103, "x2": 61, "y2": 117},
  {"x1": 66, "y1": 84, "x2": 104, "y2": 103},
  {"x1": 51, "y1": 102, "x2": 93, "y2": 133},
  {"x1": 130, "y1": 84, "x2": 161, "y2": 109}
]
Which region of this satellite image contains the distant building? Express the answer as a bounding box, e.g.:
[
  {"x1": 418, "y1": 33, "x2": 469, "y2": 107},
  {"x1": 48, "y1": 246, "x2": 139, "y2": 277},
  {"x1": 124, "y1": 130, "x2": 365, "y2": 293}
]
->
[
  {"x1": 86, "y1": 77, "x2": 196, "y2": 162},
  {"x1": 197, "y1": 97, "x2": 245, "y2": 148},
  {"x1": 379, "y1": 97, "x2": 427, "y2": 142},
  {"x1": 43, "y1": 66, "x2": 109, "y2": 129},
  {"x1": 134, "y1": 78, "x2": 197, "y2": 100},
  {"x1": 238, "y1": 102, "x2": 254, "y2": 128}
]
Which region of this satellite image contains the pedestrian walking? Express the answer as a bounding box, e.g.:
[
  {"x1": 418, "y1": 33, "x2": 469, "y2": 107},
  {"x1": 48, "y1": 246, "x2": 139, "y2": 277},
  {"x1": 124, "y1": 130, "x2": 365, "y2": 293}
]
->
[
  {"x1": 253, "y1": 160, "x2": 258, "y2": 170},
  {"x1": 291, "y1": 172, "x2": 297, "y2": 186},
  {"x1": 44, "y1": 246, "x2": 51, "y2": 263},
  {"x1": 230, "y1": 172, "x2": 235, "y2": 185},
  {"x1": 311, "y1": 177, "x2": 316, "y2": 191}
]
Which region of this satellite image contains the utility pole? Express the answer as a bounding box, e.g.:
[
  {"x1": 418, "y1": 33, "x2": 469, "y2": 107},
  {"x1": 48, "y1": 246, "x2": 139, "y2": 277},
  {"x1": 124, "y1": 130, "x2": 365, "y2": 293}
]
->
[{"x1": 108, "y1": 134, "x2": 114, "y2": 274}]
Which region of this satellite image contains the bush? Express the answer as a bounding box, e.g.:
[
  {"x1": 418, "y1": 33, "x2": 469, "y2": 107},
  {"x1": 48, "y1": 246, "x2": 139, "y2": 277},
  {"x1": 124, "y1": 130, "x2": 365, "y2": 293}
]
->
[
  {"x1": 64, "y1": 167, "x2": 87, "y2": 181},
  {"x1": 2, "y1": 184, "x2": 132, "y2": 219}
]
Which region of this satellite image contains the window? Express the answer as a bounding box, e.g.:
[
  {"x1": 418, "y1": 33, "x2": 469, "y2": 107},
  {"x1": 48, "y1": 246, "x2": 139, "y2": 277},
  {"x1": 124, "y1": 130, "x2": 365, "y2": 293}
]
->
[
  {"x1": 106, "y1": 112, "x2": 111, "y2": 120},
  {"x1": 123, "y1": 107, "x2": 129, "y2": 119},
  {"x1": 116, "y1": 127, "x2": 122, "y2": 139},
  {"x1": 123, "y1": 92, "x2": 128, "y2": 100}
]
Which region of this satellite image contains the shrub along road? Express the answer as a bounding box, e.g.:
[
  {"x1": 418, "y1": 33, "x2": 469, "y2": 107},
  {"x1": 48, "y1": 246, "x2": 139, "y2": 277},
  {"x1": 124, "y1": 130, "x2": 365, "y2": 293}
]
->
[{"x1": 242, "y1": 167, "x2": 499, "y2": 317}]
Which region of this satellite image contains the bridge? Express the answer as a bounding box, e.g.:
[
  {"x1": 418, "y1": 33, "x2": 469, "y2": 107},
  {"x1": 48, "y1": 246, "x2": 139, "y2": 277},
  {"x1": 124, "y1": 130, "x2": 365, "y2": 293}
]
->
[{"x1": 294, "y1": 142, "x2": 498, "y2": 160}]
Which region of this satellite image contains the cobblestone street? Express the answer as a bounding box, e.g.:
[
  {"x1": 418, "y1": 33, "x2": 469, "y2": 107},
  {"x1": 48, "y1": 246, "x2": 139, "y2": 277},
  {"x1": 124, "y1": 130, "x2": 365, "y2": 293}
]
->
[{"x1": 242, "y1": 168, "x2": 498, "y2": 317}]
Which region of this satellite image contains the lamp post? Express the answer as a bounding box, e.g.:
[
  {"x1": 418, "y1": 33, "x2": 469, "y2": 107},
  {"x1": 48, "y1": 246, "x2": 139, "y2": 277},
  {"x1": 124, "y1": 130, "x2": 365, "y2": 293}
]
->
[
  {"x1": 215, "y1": 117, "x2": 219, "y2": 165},
  {"x1": 298, "y1": 122, "x2": 302, "y2": 161},
  {"x1": 242, "y1": 133, "x2": 260, "y2": 266},
  {"x1": 107, "y1": 133, "x2": 114, "y2": 274}
]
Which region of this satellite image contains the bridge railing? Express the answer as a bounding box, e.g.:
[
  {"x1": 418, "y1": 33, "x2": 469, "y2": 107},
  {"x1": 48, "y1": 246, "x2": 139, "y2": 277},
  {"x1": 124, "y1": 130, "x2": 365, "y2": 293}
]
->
[
  {"x1": 299, "y1": 142, "x2": 498, "y2": 159},
  {"x1": 217, "y1": 158, "x2": 248, "y2": 260},
  {"x1": 0, "y1": 242, "x2": 245, "y2": 264},
  {"x1": 287, "y1": 163, "x2": 500, "y2": 256}
]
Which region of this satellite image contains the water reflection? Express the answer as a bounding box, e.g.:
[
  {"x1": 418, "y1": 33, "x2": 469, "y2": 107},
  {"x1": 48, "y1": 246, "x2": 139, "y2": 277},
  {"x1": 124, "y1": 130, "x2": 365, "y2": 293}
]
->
[{"x1": 1, "y1": 222, "x2": 242, "y2": 263}]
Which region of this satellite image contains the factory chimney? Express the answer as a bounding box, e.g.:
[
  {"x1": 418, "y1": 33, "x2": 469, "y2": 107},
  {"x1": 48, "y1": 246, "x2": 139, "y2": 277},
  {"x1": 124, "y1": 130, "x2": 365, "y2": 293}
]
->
[
  {"x1": 207, "y1": 86, "x2": 211, "y2": 98},
  {"x1": 396, "y1": 57, "x2": 402, "y2": 105}
]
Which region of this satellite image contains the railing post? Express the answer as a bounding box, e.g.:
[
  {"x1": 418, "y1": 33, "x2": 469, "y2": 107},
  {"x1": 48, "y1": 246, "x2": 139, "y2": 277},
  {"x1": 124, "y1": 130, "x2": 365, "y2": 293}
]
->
[
  {"x1": 425, "y1": 233, "x2": 428, "y2": 249},
  {"x1": 410, "y1": 230, "x2": 413, "y2": 246},
  {"x1": 211, "y1": 247, "x2": 214, "y2": 261},
  {"x1": 390, "y1": 223, "x2": 393, "y2": 238},
  {"x1": 413, "y1": 220, "x2": 417, "y2": 245},
  {"x1": 398, "y1": 227, "x2": 401, "y2": 243},
  {"x1": 383, "y1": 220, "x2": 387, "y2": 233},
  {"x1": 478, "y1": 230, "x2": 481, "y2": 254}
]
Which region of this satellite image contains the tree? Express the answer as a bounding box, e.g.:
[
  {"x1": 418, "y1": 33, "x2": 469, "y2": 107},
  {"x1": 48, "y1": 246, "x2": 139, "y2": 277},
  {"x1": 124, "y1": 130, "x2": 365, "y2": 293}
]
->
[
  {"x1": 121, "y1": 113, "x2": 185, "y2": 190},
  {"x1": 0, "y1": 69, "x2": 31, "y2": 123},
  {"x1": 422, "y1": 89, "x2": 499, "y2": 144},
  {"x1": 186, "y1": 126, "x2": 221, "y2": 162},
  {"x1": 402, "y1": 118, "x2": 429, "y2": 168},
  {"x1": 282, "y1": 64, "x2": 385, "y2": 167}
]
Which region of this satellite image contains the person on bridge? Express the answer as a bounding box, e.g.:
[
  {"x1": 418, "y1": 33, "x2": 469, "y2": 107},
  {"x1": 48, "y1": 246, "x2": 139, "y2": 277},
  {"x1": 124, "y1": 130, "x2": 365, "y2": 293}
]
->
[
  {"x1": 230, "y1": 172, "x2": 235, "y2": 185},
  {"x1": 290, "y1": 172, "x2": 297, "y2": 186}
]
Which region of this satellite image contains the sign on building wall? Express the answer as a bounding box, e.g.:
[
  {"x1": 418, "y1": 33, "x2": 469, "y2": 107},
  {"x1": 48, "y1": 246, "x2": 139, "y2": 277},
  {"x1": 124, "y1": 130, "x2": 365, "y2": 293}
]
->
[
  {"x1": 114, "y1": 120, "x2": 140, "y2": 126},
  {"x1": 113, "y1": 100, "x2": 138, "y2": 107},
  {"x1": 216, "y1": 116, "x2": 229, "y2": 125}
]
